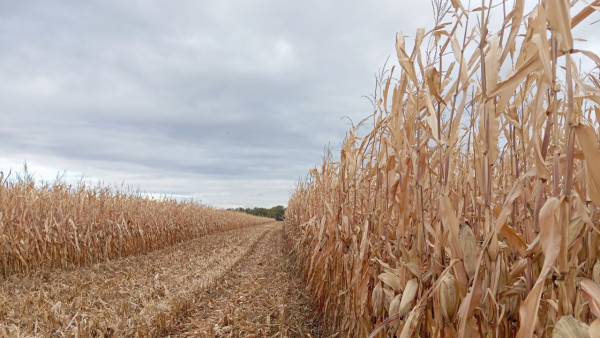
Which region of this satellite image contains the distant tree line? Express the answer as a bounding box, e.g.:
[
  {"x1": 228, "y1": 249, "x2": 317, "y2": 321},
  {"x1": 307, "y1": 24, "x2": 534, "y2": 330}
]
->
[{"x1": 229, "y1": 205, "x2": 286, "y2": 221}]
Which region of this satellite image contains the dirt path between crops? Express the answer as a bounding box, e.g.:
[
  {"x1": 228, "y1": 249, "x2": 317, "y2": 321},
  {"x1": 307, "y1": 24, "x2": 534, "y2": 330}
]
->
[
  {"x1": 173, "y1": 222, "x2": 320, "y2": 337},
  {"x1": 0, "y1": 222, "x2": 319, "y2": 337}
]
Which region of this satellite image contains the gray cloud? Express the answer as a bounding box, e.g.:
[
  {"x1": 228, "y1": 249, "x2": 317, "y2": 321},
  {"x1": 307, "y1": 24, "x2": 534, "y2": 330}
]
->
[{"x1": 1, "y1": 1, "x2": 598, "y2": 207}]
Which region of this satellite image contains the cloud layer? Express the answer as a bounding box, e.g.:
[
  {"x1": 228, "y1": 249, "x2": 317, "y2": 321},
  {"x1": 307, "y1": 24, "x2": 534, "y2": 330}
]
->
[{"x1": 1, "y1": 1, "x2": 597, "y2": 207}]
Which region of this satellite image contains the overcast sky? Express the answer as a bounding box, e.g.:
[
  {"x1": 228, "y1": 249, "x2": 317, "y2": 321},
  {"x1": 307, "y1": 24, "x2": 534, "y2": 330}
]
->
[{"x1": 1, "y1": 1, "x2": 598, "y2": 208}]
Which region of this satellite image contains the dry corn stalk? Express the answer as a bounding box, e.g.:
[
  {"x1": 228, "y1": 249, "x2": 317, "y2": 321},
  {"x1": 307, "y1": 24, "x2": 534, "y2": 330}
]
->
[
  {"x1": 0, "y1": 170, "x2": 271, "y2": 278},
  {"x1": 286, "y1": 0, "x2": 600, "y2": 336}
]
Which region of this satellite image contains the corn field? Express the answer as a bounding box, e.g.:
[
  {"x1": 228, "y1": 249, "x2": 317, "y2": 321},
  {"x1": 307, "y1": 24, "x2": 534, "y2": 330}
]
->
[
  {"x1": 0, "y1": 170, "x2": 270, "y2": 279},
  {"x1": 286, "y1": 0, "x2": 600, "y2": 336}
]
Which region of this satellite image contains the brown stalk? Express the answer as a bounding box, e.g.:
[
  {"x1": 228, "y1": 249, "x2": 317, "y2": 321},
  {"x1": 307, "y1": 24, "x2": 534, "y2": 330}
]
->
[{"x1": 284, "y1": 1, "x2": 600, "y2": 335}]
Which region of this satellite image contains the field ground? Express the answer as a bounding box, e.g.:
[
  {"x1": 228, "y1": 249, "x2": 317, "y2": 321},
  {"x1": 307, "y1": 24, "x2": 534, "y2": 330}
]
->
[{"x1": 0, "y1": 222, "x2": 320, "y2": 337}]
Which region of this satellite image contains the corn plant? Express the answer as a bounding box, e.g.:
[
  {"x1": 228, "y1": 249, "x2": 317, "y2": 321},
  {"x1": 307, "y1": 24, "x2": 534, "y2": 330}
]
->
[{"x1": 286, "y1": 0, "x2": 600, "y2": 336}]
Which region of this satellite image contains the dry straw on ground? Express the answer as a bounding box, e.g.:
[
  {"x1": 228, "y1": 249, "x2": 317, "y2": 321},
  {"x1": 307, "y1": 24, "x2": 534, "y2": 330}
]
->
[
  {"x1": 0, "y1": 222, "x2": 273, "y2": 336},
  {"x1": 286, "y1": 0, "x2": 600, "y2": 336},
  {"x1": 0, "y1": 169, "x2": 270, "y2": 279}
]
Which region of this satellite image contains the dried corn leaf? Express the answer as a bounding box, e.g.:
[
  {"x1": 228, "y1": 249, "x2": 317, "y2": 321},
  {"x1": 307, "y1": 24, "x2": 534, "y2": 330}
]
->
[
  {"x1": 439, "y1": 195, "x2": 461, "y2": 259},
  {"x1": 396, "y1": 33, "x2": 419, "y2": 84},
  {"x1": 489, "y1": 56, "x2": 541, "y2": 98},
  {"x1": 516, "y1": 197, "x2": 562, "y2": 338},
  {"x1": 500, "y1": 0, "x2": 525, "y2": 63},
  {"x1": 579, "y1": 279, "x2": 600, "y2": 318},
  {"x1": 590, "y1": 319, "x2": 600, "y2": 338},
  {"x1": 574, "y1": 125, "x2": 600, "y2": 206},
  {"x1": 552, "y1": 315, "x2": 590, "y2": 338},
  {"x1": 543, "y1": 0, "x2": 573, "y2": 51}
]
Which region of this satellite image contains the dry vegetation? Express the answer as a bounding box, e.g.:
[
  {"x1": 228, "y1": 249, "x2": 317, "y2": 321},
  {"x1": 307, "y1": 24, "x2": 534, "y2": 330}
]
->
[
  {"x1": 0, "y1": 223, "x2": 274, "y2": 336},
  {"x1": 0, "y1": 170, "x2": 271, "y2": 278},
  {"x1": 176, "y1": 222, "x2": 321, "y2": 337},
  {"x1": 286, "y1": 0, "x2": 600, "y2": 336}
]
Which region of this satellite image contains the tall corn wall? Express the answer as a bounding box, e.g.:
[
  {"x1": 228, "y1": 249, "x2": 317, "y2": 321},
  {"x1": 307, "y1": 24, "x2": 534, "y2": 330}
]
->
[
  {"x1": 286, "y1": 1, "x2": 600, "y2": 336},
  {"x1": 0, "y1": 173, "x2": 271, "y2": 278}
]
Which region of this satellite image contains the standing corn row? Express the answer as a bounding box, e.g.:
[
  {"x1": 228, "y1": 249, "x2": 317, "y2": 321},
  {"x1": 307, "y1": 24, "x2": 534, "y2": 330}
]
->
[
  {"x1": 286, "y1": 0, "x2": 600, "y2": 336},
  {"x1": 0, "y1": 173, "x2": 271, "y2": 278}
]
